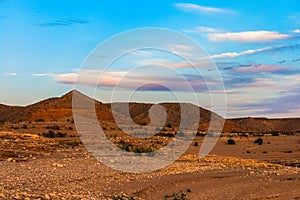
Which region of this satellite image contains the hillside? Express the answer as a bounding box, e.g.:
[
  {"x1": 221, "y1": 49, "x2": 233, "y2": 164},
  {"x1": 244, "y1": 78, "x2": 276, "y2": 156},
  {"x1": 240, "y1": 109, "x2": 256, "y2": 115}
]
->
[{"x1": 1, "y1": 90, "x2": 300, "y2": 133}]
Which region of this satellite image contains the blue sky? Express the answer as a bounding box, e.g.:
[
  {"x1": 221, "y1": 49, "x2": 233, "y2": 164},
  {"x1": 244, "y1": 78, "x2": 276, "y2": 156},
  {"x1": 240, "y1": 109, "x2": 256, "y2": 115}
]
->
[{"x1": 1, "y1": 0, "x2": 300, "y2": 118}]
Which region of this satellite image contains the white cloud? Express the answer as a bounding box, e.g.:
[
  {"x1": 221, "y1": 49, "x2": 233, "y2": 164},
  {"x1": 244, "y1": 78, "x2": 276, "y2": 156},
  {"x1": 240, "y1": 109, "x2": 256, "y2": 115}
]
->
[
  {"x1": 184, "y1": 26, "x2": 222, "y2": 33},
  {"x1": 5, "y1": 72, "x2": 17, "y2": 76},
  {"x1": 209, "y1": 31, "x2": 291, "y2": 42},
  {"x1": 174, "y1": 3, "x2": 231, "y2": 15},
  {"x1": 293, "y1": 29, "x2": 300, "y2": 33},
  {"x1": 32, "y1": 73, "x2": 51, "y2": 77},
  {"x1": 210, "y1": 46, "x2": 273, "y2": 59}
]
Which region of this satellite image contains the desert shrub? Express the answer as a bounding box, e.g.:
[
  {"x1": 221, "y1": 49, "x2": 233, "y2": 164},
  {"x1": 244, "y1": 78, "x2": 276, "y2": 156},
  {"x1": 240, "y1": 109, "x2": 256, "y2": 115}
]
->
[
  {"x1": 68, "y1": 126, "x2": 73, "y2": 130},
  {"x1": 46, "y1": 125, "x2": 60, "y2": 130},
  {"x1": 177, "y1": 131, "x2": 184, "y2": 137},
  {"x1": 35, "y1": 118, "x2": 45, "y2": 122},
  {"x1": 246, "y1": 150, "x2": 251, "y2": 154},
  {"x1": 43, "y1": 130, "x2": 55, "y2": 138},
  {"x1": 254, "y1": 137, "x2": 263, "y2": 145},
  {"x1": 21, "y1": 124, "x2": 28, "y2": 129},
  {"x1": 227, "y1": 138, "x2": 236, "y2": 145},
  {"x1": 270, "y1": 131, "x2": 279, "y2": 136},
  {"x1": 167, "y1": 123, "x2": 172, "y2": 128},
  {"x1": 283, "y1": 150, "x2": 293, "y2": 153},
  {"x1": 196, "y1": 131, "x2": 205, "y2": 137},
  {"x1": 56, "y1": 132, "x2": 67, "y2": 138},
  {"x1": 194, "y1": 142, "x2": 199, "y2": 146},
  {"x1": 262, "y1": 151, "x2": 268, "y2": 154},
  {"x1": 156, "y1": 132, "x2": 175, "y2": 137}
]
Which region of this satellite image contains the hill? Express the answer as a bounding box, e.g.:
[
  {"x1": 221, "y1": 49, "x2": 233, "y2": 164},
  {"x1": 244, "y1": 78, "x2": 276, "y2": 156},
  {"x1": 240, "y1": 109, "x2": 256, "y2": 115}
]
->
[{"x1": 0, "y1": 90, "x2": 300, "y2": 133}]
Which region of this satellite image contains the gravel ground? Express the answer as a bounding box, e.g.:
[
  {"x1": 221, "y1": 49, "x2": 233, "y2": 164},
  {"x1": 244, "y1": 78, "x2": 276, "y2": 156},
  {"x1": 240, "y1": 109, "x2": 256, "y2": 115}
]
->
[{"x1": 0, "y1": 131, "x2": 299, "y2": 199}]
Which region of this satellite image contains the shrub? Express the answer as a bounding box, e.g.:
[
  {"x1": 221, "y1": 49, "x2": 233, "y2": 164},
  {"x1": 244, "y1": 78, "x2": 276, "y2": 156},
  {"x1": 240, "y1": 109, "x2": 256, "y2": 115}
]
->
[
  {"x1": 254, "y1": 137, "x2": 263, "y2": 145},
  {"x1": 262, "y1": 151, "x2": 268, "y2": 154},
  {"x1": 194, "y1": 142, "x2": 199, "y2": 146},
  {"x1": 270, "y1": 131, "x2": 279, "y2": 136},
  {"x1": 21, "y1": 124, "x2": 28, "y2": 129},
  {"x1": 43, "y1": 130, "x2": 55, "y2": 138},
  {"x1": 68, "y1": 126, "x2": 73, "y2": 130},
  {"x1": 35, "y1": 118, "x2": 45, "y2": 122},
  {"x1": 56, "y1": 132, "x2": 67, "y2": 138},
  {"x1": 227, "y1": 138, "x2": 236, "y2": 145},
  {"x1": 46, "y1": 125, "x2": 60, "y2": 130}
]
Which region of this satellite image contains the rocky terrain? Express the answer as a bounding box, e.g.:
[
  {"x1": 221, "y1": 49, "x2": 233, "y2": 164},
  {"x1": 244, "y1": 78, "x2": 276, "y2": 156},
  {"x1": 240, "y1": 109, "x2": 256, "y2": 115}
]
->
[{"x1": 0, "y1": 130, "x2": 299, "y2": 199}]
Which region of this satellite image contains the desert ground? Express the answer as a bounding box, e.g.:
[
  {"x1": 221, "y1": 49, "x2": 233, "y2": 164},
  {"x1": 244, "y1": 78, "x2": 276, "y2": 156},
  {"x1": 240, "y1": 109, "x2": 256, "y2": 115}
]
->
[{"x1": 0, "y1": 126, "x2": 299, "y2": 200}]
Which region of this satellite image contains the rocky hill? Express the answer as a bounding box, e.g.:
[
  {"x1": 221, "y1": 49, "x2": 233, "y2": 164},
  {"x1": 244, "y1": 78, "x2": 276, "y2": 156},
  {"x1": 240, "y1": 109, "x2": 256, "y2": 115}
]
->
[{"x1": 1, "y1": 90, "x2": 300, "y2": 133}]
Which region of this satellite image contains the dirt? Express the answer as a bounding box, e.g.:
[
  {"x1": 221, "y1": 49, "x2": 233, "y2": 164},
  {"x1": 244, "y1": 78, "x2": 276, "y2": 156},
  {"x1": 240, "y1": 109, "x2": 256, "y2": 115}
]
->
[{"x1": 0, "y1": 131, "x2": 300, "y2": 199}]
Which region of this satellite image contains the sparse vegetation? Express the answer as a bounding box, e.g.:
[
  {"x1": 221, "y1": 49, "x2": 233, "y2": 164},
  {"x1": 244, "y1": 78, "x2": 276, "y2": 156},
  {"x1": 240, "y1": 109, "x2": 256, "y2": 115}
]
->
[
  {"x1": 194, "y1": 142, "x2": 199, "y2": 146},
  {"x1": 227, "y1": 138, "x2": 236, "y2": 145},
  {"x1": 35, "y1": 118, "x2": 45, "y2": 122},
  {"x1": 46, "y1": 125, "x2": 60, "y2": 130},
  {"x1": 254, "y1": 137, "x2": 263, "y2": 145},
  {"x1": 21, "y1": 124, "x2": 27, "y2": 129},
  {"x1": 164, "y1": 191, "x2": 187, "y2": 200},
  {"x1": 42, "y1": 130, "x2": 67, "y2": 138}
]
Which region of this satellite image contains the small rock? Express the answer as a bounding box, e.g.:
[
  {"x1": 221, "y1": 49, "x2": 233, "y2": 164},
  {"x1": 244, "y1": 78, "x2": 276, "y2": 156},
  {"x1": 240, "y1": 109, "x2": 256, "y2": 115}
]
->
[
  {"x1": 53, "y1": 163, "x2": 64, "y2": 168},
  {"x1": 7, "y1": 158, "x2": 14, "y2": 162},
  {"x1": 45, "y1": 194, "x2": 51, "y2": 199},
  {"x1": 14, "y1": 194, "x2": 21, "y2": 200}
]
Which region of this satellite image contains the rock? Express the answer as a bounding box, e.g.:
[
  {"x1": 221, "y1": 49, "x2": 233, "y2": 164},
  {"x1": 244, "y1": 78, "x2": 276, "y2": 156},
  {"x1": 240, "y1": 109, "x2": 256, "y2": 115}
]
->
[
  {"x1": 0, "y1": 193, "x2": 5, "y2": 198},
  {"x1": 7, "y1": 157, "x2": 14, "y2": 162},
  {"x1": 14, "y1": 194, "x2": 21, "y2": 200},
  {"x1": 45, "y1": 194, "x2": 51, "y2": 199},
  {"x1": 53, "y1": 163, "x2": 64, "y2": 168}
]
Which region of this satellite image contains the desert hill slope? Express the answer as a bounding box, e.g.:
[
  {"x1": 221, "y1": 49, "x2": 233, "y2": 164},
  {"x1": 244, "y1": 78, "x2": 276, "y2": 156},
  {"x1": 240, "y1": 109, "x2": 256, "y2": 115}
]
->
[{"x1": 1, "y1": 90, "x2": 299, "y2": 133}]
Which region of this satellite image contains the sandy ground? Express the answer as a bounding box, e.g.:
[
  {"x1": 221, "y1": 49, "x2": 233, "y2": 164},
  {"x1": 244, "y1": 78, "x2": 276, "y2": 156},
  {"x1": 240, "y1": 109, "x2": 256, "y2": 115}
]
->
[{"x1": 0, "y1": 132, "x2": 299, "y2": 199}]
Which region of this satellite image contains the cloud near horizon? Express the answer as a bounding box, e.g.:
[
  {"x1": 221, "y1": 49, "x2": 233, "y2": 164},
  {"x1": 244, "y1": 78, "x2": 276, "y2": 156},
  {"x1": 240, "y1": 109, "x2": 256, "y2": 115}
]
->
[
  {"x1": 208, "y1": 31, "x2": 291, "y2": 42},
  {"x1": 49, "y1": 70, "x2": 208, "y2": 92}
]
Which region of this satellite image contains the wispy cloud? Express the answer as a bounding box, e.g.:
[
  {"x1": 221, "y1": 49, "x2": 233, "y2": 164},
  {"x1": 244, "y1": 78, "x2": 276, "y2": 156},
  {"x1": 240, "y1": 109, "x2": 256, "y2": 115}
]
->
[
  {"x1": 293, "y1": 29, "x2": 300, "y2": 33},
  {"x1": 174, "y1": 3, "x2": 233, "y2": 15},
  {"x1": 234, "y1": 64, "x2": 283, "y2": 73},
  {"x1": 184, "y1": 26, "x2": 222, "y2": 34},
  {"x1": 38, "y1": 17, "x2": 91, "y2": 27},
  {"x1": 32, "y1": 73, "x2": 51, "y2": 77},
  {"x1": 209, "y1": 31, "x2": 291, "y2": 42},
  {"x1": 211, "y1": 43, "x2": 300, "y2": 59},
  {"x1": 4, "y1": 72, "x2": 17, "y2": 76}
]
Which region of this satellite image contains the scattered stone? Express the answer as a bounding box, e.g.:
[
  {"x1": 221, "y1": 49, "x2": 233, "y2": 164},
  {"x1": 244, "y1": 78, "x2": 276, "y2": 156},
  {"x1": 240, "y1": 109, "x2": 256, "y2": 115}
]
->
[{"x1": 53, "y1": 163, "x2": 64, "y2": 168}]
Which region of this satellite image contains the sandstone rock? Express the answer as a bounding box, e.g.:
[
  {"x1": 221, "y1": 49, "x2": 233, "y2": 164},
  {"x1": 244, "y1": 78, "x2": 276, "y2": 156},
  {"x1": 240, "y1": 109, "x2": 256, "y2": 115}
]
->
[
  {"x1": 7, "y1": 157, "x2": 14, "y2": 162},
  {"x1": 53, "y1": 163, "x2": 64, "y2": 168}
]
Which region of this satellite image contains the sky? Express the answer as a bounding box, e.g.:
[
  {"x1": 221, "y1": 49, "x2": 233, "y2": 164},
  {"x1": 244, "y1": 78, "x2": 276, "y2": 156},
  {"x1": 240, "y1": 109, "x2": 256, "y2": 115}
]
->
[{"x1": 1, "y1": 0, "x2": 300, "y2": 118}]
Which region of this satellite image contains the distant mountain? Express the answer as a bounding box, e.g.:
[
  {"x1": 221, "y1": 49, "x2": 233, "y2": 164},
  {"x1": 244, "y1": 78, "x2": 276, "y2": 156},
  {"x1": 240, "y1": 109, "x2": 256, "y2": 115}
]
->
[{"x1": 1, "y1": 90, "x2": 300, "y2": 133}]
